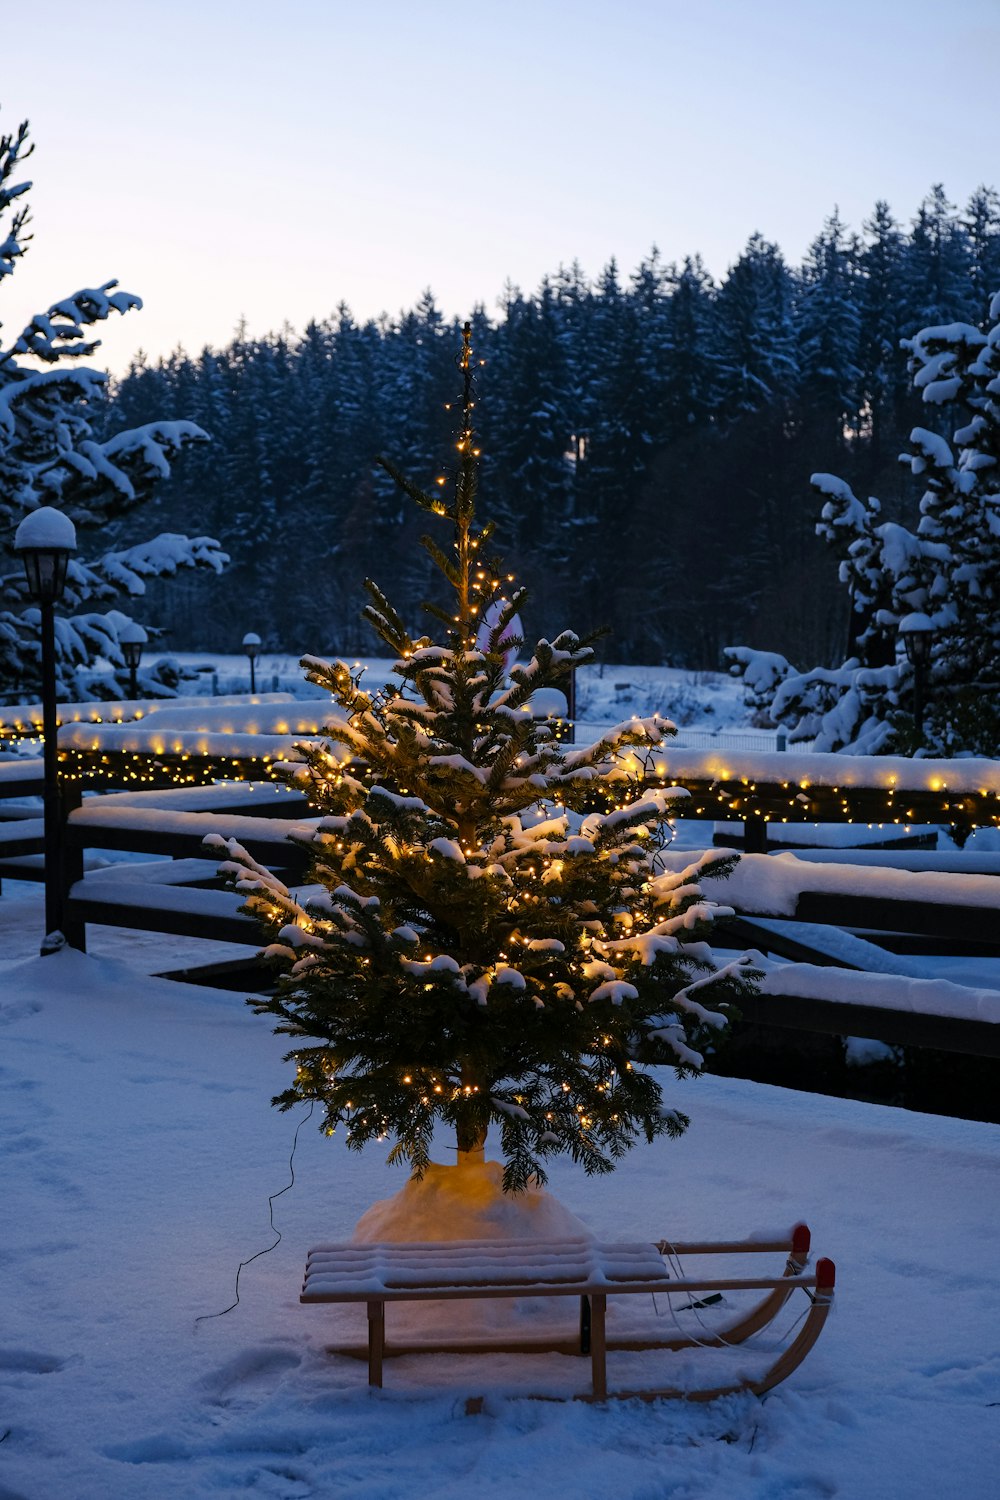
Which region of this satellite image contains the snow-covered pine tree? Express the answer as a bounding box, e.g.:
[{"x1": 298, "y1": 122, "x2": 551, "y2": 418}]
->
[
  {"x1": 964, "y1": 187, "x2": 1000, "y2": 325},
  {"x1": 0, "y1": 112, "x2": 226, "y2": 700},
  {"x1": 796, "y1": 210, "x2": 862, "y2": 442},
  {"x1": 216, "y1": 325, "x2": 758, "y2": 1192},
  {"x1": 490, "y1": 279, "x2": 572, "y2": 561},
  {"x1": 857, "y1": 202, "x2": 909, "y2": 468},
  {"x1": 726, "y1": 290, "x2": 1000, "y2": 755},
  {"x1": 660, "y1": 255, "x2": 718, "y2": 441},
  {"x1": 714, "y1": 233, "x2": 798, "y2": 414},
  {"x1": 902, "y1": 186, "x2": 974, "y2": 327}
]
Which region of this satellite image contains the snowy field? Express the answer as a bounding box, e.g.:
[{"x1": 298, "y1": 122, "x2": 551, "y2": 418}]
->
[{"x1": 2, "y1": 878, "x2": 998, "y2": 1500}]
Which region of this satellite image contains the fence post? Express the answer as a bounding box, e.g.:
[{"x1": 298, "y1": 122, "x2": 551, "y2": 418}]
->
[
  {"x1": 743, "y1": 816, "x2": 769, "y2": 854},
  {"x1": 59, "y1": 780, "x2": 86, "y2": 951}
]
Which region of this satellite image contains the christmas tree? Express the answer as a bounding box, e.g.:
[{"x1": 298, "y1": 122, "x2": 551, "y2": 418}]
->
[{"x1": 217, "y1": 325, "x2": 758, "y2": 1193}]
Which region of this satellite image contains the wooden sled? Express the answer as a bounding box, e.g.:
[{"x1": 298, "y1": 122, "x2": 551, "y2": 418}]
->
[{"x1": 302, "y1": 1222, "x2": 835, "y2": 1402}]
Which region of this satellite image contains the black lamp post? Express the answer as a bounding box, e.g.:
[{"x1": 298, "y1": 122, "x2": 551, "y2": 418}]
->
[
  {"x1": 242, "y1": 632, "x2": 262, "y2": 694},
  {"x1": 898, "y1": 612, "x2": 935, "y2": 747},
  {"x1": 119, "y1": 621, "x2": 147, "y2": 700},
  {"x1": 14, "y1": 506, "x2": 77, "y2": 951}
]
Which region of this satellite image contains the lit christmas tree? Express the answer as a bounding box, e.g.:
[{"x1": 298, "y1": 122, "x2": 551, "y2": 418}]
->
[{"x1": 218, "y1": 326, "x2": 758, "y2": 1193}]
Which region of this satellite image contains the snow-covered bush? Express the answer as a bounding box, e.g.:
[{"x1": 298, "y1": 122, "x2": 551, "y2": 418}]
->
[
  {"x1": 727, "y1": 291, "x2": 1000, "y2": 755},
  {"x1": 0, "y1": 112, "x2": 226, "y2": 701},
  {"x1": 721, "y1": 647, "x2": 791, "y2": 727}
]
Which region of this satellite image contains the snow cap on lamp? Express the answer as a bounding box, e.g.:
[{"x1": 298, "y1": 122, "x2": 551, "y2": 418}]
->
[{"x1": 14, "y1": 506, "x2": 77, "y2": 553}]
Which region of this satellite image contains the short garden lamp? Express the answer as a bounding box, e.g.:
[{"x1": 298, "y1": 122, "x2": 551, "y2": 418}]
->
[
  {"x1": 14, "y1": 506, "x2": 77, "y2": 951},
  {"x1": 897, "y1": 612, "x2": 935, "y2": 746},
  {"x1": 119, "y1": 621, "x2": 148, "y2": 701},
  {"x1": 242, "y1": 632, "x2": 262, "y2": 694}
]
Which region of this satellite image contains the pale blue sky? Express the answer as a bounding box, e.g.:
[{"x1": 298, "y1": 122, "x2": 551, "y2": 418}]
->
[{"x1": 4, "y1": 0, "x2": 999, "y2": 374}]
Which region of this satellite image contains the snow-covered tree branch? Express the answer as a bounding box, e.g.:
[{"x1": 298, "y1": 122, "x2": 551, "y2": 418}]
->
[
  {"x1": 0, "y1": 110, "x2": 226, "y2": 700},
  {"x1": 727, "y1": 290, "x2": 1000, "y2": 755}
]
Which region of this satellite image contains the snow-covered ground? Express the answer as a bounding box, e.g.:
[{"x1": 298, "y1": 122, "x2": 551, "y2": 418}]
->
[
  {"x1": 2, "y1": 878, "x2": 998, "y2": 1500},
  {"x1": 140, "y1": 656, "x2": 760, "y2": 744}
]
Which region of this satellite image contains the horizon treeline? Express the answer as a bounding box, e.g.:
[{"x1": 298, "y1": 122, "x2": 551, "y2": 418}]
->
[{"x1": 104, "y1": 185, "x2": 1000, "y2": 670}]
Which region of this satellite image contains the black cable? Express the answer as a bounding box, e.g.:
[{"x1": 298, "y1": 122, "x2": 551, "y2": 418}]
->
[{"x1": 196, "y1": 1102, "x2": 314, "y2": 1324}]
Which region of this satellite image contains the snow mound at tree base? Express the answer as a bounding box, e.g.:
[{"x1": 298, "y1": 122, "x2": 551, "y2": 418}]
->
[
  {"x1": 350, "y1": 1159, "x2": 593, "y2": 1341},
  {"x1": 353, "y1": 1157, "x2": 593, "y2": 1244}
]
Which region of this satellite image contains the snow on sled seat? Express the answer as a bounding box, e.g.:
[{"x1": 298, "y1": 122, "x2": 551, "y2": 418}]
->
[{"x1": 301, "y1": 1223, "x2": 835, "y2": 1402}]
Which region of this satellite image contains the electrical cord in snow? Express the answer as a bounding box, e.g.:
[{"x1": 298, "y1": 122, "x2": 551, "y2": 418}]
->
[{"x1": 196, "y1": 1102, "x2": 314, "y2": 1325}]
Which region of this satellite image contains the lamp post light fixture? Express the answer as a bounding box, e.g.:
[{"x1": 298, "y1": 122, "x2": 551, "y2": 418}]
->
[
  {"x1": 242, "y1": 632, "x2": 262, "y2": 694},
  {"x1": 119, "y1": 621, "x2": 148, "y2": 701},
  {"x1": 898, "y1": 611, "x2": 935, "y2": 748},
  {"x1": 14, "y1": 506, "x2": 77, "y2": 951}
]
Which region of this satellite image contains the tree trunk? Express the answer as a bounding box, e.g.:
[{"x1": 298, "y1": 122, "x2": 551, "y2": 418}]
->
[
  {"x1": 455, "y1": 1114, "x2": 487, "y2": 1164},
  {"x1": 456, "y1": 1065, "x2": 487, "y2": 1164}
]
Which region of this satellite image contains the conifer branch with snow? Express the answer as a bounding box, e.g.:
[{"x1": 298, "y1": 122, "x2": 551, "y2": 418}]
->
[
  {"x1": 0, "y1": 110, "x2": 226, "y2": 700},
  {"x1": 727, "y1": 289, "x2": 1000, "y2": 755}
]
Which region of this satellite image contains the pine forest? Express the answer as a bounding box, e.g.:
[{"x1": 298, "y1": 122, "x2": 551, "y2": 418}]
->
[{"x1": 105, "y1": 187, "x2": 1000, "y2": 670}]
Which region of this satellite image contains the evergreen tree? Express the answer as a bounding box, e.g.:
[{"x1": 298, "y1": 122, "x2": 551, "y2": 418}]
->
[
  {"x1": 857, "y1": 201, "x2": 910, "y2": 469},
  {"x1": 796, "y1": 210, "x2": 863, "y2": 441},
  {"x1": 714, "y1": 234, "x2": 798, "y2": 414},
  {"x1": 573, "y1": 260, "x2": 657, "y2": 635},
  {"x1": 550, "y1": 259, "x2": 595, "y2": 524},
  {"x1": 628, "y1": 247, "x2": 674, "y2": 447},
  {"x1": 963, "y1": 186, "x2": 1000, "y2": 324},
  {"x1": 659, "y1": 255, "x2": 718, "y2": 441},
  {"x1": 902, "y1": 186, "x2": 973, "y2": 326},
  {"x1": 728, "y1": 290, "x2": 1000, "y2": 755},
  {"x1": 218, "y1": 327, "x2": 756, "y2": 1191},
  {"x1": 490, "y1": 280, "x2": 572, "y2": 562},
  {"x1": 0, "y1": 112, "x2": 225, "y2": 700}
]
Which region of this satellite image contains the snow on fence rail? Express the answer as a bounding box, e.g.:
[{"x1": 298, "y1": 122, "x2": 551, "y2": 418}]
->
[
  {"x1": 759, "y1": 961, "x2": 1000, "y2": 1026},
  {"x1": 655, "y1": 849, "x2": 1000, "y2": 915},
  {"x1": 52, "y1": 717, "x2": 1000, "y2": 797}
]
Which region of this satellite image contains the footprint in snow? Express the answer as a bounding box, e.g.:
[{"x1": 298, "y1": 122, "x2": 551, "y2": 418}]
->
[
  {"x1": 0, "y1": 999, "x2": 42, "y2": 1026},
  {"x1": 0, "y1": 1348, "x2": 67, "y2": 1375},
  {"x1": 921, "y1": 1353, "x2": 1000, "y2": 1396},
  {"x1": 1, "y1": 1134, "x2": 45, "y2": 1155},
  {"x1": 200, "y1": 1345, "x2": 303, "y2": 1406},
  {"x1": 103, "y1": 1432, "x2": 192, "y2": 1465},
  {"x1": 0, "y1": 1483, "x2": 35, "y2": 1500}
]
